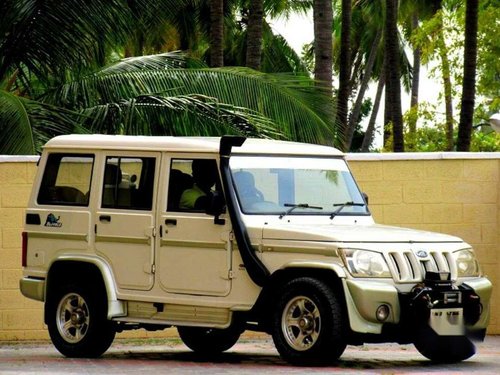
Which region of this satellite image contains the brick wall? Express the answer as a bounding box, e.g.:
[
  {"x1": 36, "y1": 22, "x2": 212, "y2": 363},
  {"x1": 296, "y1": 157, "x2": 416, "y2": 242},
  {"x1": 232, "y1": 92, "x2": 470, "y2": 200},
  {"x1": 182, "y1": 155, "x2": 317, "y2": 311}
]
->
[{"x1": 1, "y1": 153, "x2": 498, "y2": 341}]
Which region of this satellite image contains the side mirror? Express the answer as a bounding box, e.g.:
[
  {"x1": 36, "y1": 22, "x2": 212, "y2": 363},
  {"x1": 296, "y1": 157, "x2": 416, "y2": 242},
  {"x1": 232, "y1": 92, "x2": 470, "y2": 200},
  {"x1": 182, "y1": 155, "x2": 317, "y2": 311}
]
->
[
  {"x1": 362, "y1": 192, "x2": 369, "y2": 205},
  {"x1": 490, "y1": 113, "x2": 500, "y2": 133},
  {"x1": 207, "y1": 191, "x2": 226, "y2": 225}
]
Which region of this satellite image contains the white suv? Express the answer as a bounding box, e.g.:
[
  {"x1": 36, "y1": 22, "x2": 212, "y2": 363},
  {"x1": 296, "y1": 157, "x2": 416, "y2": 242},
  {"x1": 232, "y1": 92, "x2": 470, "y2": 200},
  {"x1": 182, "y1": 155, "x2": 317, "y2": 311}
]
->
[{"x1": 20, "y1": 135, "x2": 492, "y2": 365}]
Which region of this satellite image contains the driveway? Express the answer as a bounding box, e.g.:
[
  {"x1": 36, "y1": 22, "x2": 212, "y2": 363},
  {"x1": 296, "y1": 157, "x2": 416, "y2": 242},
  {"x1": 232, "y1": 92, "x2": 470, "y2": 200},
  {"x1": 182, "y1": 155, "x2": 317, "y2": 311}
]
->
[{"x1": 1, "y1": 335, "x2": 499, "y2": 374}]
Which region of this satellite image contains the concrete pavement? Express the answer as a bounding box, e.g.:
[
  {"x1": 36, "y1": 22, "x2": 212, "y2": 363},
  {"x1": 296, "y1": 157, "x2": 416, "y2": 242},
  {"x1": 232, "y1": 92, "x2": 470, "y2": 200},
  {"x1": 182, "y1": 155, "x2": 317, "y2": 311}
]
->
[{"x1": 1, "y1": 335, "x2": 499, "y2": 374}]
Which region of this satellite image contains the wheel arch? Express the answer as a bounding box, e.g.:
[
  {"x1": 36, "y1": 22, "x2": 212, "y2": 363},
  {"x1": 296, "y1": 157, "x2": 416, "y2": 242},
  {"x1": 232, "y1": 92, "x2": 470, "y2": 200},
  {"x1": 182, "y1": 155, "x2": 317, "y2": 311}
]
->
[
  {"x1": 45, "y1": 256, "x2": 125, "y2": 323},
  {"x1": 250, "y1": 264, "x2": 347, "y2": 332}
]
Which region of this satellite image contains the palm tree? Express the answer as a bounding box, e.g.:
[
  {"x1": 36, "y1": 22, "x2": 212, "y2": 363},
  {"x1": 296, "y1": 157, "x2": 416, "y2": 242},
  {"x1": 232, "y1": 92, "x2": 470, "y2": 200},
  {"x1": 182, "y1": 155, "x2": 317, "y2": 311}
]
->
[
  {"x1": 346, "y1": 28, "x2": 382, "y2": 149},
  {"x1": 313, "y1": 1, "x2": 333, "y2": 93},
  {"x1": 0, "y1": 0, "x2": 338, "y2": 154},
  {"x1": 313, "y1": 0, "x2": 335, "y2": 141},
  {"x1": 400, "y1": 0, "x2": 434, "y2": 147},
  {"x1": 434, "y1": 1, "x2": 454, "y2": 151},
  {"x1": 339, "y1": 0, "x2": 410, "y2": 151},
  {"x1": 384, "y1": 0, "x2": 404, "y2": 152},
  {"x1": 457, "y1": 0, "x2": 479, "y2": 151},
  {"x1": 209, "y1": 0, "x2": 225, "y2": 67},
  {"x1": 246, "y1": 0, "x2": 264, "y2": 70},
  {"x1": 225, "y1": 19, "x2": 310, "y2": 74},
  {"x1": 361, "y1": 71, "x2": 385, "y2": 151},
  {"x1": 337, "y1": 0, "x2": 352, "y2": 150}
]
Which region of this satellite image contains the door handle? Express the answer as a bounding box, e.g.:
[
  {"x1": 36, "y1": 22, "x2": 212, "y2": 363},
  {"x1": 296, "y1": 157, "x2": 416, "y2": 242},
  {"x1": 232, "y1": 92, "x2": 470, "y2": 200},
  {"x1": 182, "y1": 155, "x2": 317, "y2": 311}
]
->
[
  {"x1": 165, "y1": 219, "x2": 177, "y2": 226},
  {"x1": 99, "y1": 215, "x2": 111, "y2": 222}
]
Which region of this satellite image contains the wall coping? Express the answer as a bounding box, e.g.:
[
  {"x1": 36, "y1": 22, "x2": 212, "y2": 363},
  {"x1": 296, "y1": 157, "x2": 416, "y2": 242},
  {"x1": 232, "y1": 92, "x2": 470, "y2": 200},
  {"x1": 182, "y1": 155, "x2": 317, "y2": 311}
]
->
[
  {"x1": 346, "y1": 152, "x2": 500, "y2": 161},
  {"x1": 0, "y1": 155, "x2": 40, "y2": 163},
  {"x1": 1, "y1": 152, "x2": 499, "y2": 163}
]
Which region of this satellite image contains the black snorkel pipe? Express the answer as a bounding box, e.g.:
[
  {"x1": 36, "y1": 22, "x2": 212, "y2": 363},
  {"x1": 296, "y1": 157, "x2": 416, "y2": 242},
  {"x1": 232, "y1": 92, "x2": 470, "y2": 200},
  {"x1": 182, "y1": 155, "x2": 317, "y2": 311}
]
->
[{"x1": 219, "y1": 136, "x2": 269, "y2": 287}]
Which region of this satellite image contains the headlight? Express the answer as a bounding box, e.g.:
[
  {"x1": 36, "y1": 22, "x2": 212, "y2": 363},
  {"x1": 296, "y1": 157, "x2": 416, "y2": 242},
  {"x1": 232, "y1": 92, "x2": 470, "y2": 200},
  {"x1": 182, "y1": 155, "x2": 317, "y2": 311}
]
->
[
  {"x1": 454, "y1": 249, "x2": 480, "y2": 277},
  {"x1": 340, "y1": 249, "x2": 391, "y2": 278}
]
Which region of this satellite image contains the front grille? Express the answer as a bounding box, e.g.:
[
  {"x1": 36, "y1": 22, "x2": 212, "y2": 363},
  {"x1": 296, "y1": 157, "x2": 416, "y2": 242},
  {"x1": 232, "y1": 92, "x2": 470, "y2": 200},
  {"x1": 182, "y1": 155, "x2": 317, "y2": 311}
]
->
[{"x1": 388, "y1": 250, "x2": 456, "y2": 283}]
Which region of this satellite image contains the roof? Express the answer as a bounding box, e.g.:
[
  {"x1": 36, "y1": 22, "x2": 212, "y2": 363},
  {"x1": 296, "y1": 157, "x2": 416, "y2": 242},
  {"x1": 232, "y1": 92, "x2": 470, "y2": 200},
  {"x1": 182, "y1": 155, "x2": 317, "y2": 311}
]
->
[{"x1": 43, "y1": 135, "x2": 344, "y2": 157}]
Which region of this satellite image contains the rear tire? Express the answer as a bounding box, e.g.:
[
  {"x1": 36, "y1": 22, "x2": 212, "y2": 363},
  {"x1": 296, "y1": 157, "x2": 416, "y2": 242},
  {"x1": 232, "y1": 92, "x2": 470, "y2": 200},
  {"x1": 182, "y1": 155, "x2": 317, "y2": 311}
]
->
[
  {"x1": 47, "y1": 283, "x2": 115, "y2": 358},
  {"x1": 178, "y1": 325, "x2": 242, "y2": 355},
  {"x1": 271, "y1": 277, "x2": 346, "y2": 365}
]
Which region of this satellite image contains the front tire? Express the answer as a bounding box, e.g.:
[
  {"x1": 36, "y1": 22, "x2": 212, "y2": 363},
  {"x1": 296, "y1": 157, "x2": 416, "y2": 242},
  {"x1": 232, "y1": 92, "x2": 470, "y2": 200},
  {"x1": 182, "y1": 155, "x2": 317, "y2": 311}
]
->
[
  {"x1": 271, "y1": 277, "x2": 346, "y2": 365},
  {"x1": 178, "y1": 325, "x2": 242, "y2": 355},
  {"x1": 414, "y1": 324, "x2": 476, "y2": 362},
  {"x1": 47, "y1": 283, "x2": 115, "y2": 358}
]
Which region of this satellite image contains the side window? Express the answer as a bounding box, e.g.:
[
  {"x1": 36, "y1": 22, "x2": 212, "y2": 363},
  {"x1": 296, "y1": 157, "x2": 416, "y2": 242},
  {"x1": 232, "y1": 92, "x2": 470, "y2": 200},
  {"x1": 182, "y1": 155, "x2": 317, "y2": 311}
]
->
[
  {"x1": 38, "y1": 154, "x2": 94, "y2": 206},
  {"x1": 102, "y1": 156, "x2": 156, "y2": 210},
  {"x1": 167, "y1": 159, "x2": 219, "y2": 212}
]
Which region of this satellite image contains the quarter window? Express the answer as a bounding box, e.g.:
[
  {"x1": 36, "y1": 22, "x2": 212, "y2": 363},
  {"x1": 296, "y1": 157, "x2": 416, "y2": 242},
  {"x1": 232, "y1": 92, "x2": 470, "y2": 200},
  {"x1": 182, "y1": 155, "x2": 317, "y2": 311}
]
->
[{"x1": 37, "y1": 154, "x2": 94, "y2": 206}]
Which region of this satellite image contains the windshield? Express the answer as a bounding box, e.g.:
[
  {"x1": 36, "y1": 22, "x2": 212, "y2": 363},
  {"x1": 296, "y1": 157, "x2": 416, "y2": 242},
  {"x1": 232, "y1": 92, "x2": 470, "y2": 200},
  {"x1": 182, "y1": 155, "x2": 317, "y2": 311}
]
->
[{"x1": 229, "y1": 156, "x2": 369, "y2": 216}]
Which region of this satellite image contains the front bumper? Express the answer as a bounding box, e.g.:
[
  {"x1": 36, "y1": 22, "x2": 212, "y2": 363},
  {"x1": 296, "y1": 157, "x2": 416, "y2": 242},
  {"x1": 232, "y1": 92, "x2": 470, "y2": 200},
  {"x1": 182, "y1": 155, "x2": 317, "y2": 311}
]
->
[{"x1": 343, "y1": 276, "x2": 492, "y2": 339}]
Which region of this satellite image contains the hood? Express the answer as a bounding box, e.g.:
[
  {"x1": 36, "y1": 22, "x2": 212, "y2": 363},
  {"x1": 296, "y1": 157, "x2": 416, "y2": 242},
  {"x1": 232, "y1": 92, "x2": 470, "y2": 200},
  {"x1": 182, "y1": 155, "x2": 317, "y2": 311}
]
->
[{"x1": 260, "y1": 223, "x2": 463, "y2": 244}]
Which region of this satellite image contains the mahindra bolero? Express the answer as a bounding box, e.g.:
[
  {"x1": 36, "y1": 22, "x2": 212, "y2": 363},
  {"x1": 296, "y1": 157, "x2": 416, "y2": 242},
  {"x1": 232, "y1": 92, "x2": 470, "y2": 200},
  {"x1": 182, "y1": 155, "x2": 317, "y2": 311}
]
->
[{"x1": 20, "y1": 135, "x2": 492, "y2": 365}]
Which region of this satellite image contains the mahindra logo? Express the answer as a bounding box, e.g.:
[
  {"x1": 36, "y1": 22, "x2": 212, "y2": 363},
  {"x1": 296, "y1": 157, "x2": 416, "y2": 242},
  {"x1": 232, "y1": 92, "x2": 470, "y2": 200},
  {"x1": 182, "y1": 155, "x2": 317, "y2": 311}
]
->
[{"x1": 416, "y1": 250, "x2": 428, "y2": 258}]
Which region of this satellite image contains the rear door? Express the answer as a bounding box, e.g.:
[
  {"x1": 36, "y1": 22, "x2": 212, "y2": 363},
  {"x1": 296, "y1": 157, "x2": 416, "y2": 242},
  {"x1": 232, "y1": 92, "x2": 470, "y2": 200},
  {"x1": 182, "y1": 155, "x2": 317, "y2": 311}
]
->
[
  {"x1": 25, "y1": 153, "x2": 94, "y2": 267},
  {"x1": 95, "y1": 152, "x2": 160, "y2": 291}
]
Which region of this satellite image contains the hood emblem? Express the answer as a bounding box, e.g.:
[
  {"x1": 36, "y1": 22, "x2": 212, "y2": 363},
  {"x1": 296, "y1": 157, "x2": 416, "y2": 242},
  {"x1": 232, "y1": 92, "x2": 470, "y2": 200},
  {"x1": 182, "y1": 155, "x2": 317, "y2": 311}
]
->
[{"x1": 416, "y1": 250, "x2": 428, "y2": 258}]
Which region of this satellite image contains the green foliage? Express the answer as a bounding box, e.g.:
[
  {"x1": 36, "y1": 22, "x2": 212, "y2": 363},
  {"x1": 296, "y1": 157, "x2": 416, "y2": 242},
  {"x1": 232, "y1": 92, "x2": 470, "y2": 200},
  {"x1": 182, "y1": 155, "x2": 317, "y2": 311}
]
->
[
  {"x1": 470, "y1": 129, "x2": 500, "y2": 152},
  {"x1": 0, "y1": 91, "x2": 85, "y2": 154},
  {"x1": 476, "y1": 1, "x2": 500, "y2": 116},
  {"x1": 0, "y1": 1, "x2": 339, "y2": 155},
  {"x1": 386, "y1": 122, "x2": 499, "y2": 153},
  {"x1": 410, "y1": 2, "x2": 499, "y2": 133},
  {"x1": 349, "y1": 98, "x2": 373, "y2": 152},
  {"x1": 401, "y1": 102, "x2": 500, "y2": 152}
]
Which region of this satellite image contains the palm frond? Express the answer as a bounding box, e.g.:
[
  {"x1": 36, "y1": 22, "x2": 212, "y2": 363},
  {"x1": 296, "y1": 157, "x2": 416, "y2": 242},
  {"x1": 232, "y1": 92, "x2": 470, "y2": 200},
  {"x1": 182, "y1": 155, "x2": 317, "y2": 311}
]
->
[
  {"x1": 0, "y1": 90, "x2": 85, "y2": 154},
  {"x1": 0, "y1": 0, "x2": 188, "y2": 83},
  {"x1": 100, "y1": 52, "x2": 207, "y2": 74},
  {"x1": 82, "y1": 94, "x2": 281, "y2": 139},
  {"x1": 47, "y1": 63, "x2": 339, "y2": 145},
  {"x1": 265, "y1": 0, "x2": 313, "y2": 19},
  {"x1": 1, "y1": 0, "x2": 132, "y2": 82},
  {"x1": 261, "y1": 24, "x2": 311, "y2": 74}
]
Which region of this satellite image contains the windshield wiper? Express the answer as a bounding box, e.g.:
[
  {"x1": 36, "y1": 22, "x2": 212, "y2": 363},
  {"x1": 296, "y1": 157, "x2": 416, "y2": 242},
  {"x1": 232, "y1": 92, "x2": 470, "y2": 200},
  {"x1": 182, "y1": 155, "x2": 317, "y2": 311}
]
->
[
  {"x1": 279, "y1": 203, "x2": 323, "y2": 219},
  {"x1": 330, "y1": 202, "x2": 366, "y2": 219}
]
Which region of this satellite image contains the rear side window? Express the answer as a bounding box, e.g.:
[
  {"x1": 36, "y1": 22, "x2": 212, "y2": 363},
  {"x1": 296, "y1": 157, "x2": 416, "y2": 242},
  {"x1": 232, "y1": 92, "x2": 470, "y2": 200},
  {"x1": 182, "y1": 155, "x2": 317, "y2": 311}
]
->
[
  {"x1": 101, "y1": 156, "x2": 156, "y2": 210},
  {"x1": 38, "y1": 154, "x2": 94, "y2": 206}
]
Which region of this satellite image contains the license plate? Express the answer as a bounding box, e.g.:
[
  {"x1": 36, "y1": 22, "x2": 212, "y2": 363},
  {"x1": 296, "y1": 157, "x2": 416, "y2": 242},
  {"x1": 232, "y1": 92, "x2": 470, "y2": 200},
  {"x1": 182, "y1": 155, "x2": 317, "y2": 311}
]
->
[{"x1": 429, "y1": 308, "x2": 464, "y2": 336}]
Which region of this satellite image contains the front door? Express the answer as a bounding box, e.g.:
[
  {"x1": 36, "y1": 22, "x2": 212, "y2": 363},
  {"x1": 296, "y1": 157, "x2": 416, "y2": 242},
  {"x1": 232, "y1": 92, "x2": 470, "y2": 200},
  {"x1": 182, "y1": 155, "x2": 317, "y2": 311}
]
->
[
  {"x1": 157, "y1": 156, "x2": 232, "y2": 296},
  {"x1": 95, "y1": 153, "x2": 159, "y2": 291}
]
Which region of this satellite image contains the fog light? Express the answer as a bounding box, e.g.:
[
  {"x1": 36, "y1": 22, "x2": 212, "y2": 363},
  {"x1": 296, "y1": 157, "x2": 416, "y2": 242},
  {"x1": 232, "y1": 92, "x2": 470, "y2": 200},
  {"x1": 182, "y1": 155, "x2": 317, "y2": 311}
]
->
[{"x1": 376, "y1": 305, "x2": 390, "y2": 322}]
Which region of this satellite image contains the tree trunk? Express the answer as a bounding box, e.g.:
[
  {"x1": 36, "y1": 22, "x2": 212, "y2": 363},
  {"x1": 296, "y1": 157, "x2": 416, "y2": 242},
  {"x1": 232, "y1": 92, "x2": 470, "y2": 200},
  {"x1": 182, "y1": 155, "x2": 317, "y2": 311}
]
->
[
  {"x1": 338, "y1": 0, "x2": 352, "y2": 150},
  {"x1": 437, "y1": 26, "x2": 454, "y2": 151},
  {"x1": 209, "y1": 0, "x2": 224, "y2": 67},
  {"x1": 383, "y1": 52, "x2": 392, "y2": 148},
  {"x1": 362, "y1": 72, "x2": 385, "y2": 152},
  {"x1": 349, "y1": 47, "x2": 363, "y2": 89},
  {"x1": 313, "y1": 0, "x2": 334, "y2": 140},
  {"x1": 409, "y1": 12, "x2": 421, "y2": 137},
  {"x1": 313, "y1": 0, "x2": 333, "y2": 92},
  {"x1": 457, "y1": 0, "x2": 479, "y2": 152},
  {"x1": 346, "y1": 28, "x2": 382, "y2": 150},
  {"x1": 385, "y1": 0, "x2": 404, "y2": 152},
  {"x1": 246, "y1": 0, "x2": 264, "y2": 70}
]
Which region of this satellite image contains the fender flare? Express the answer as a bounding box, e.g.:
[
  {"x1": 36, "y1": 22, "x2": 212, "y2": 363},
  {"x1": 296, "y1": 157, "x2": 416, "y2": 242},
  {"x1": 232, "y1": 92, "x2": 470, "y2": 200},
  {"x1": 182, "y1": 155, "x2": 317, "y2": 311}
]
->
[
  {"x1": 46, "y1": 255, "x2": 126, "y2": 319},
  {"x1": 278, "y1": 260, "x2": 347, "y2": 278}
]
